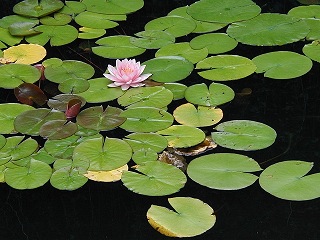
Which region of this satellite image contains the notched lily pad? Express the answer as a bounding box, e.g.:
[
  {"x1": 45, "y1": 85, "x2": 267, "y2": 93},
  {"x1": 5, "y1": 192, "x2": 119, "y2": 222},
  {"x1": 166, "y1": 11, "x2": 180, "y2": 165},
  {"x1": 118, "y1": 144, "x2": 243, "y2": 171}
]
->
[{"x1": 13, "y1": 0, "x2": 64, "y2": 18}]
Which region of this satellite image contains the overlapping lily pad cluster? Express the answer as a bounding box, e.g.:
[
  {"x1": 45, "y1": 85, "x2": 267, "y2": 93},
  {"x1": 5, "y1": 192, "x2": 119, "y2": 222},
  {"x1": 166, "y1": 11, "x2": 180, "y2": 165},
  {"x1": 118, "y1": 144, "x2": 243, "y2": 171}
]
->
[{"x1": 0, "y1": 0, "x2": 320, "y2": 237}]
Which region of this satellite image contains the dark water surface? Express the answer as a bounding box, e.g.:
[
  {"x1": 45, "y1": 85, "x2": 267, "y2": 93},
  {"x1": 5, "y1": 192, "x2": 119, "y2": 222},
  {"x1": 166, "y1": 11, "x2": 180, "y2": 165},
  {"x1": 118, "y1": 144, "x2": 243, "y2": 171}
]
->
[{"x1": 1, "y1": 0, "x2": 320, "y2": 239}]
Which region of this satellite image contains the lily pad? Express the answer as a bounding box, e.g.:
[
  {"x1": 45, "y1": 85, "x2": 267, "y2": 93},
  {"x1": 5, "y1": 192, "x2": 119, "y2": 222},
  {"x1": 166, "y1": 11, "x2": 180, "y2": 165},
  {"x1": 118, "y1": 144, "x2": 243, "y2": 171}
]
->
[
  {"x1": 117, "y1": 86, "x2": 173, "y2": 109},
  {"x1": 47, "y1": 94, "x2": 86, "y2": 111},
  {"x1": 147, "y1": 197, "x2": 216, "y2": 237},
  {"x1": 50, "y1": 166, "x2": 88, "y2": 190},
  {"x1": 73, "y1": 137, "x2": 132, "y2": 171},
  {"x1": 26, "y1": 25, "x2": 78, "y2": 46},
  {"x1": 0, "y1": 63, "x2": 41, "y2": 89},
  {"x1": 39, "y1": 120, "x2": 78, "y2": 140},
  {"x1": 157, "y1": 125, "x2": 205, "y2": 148},
  {"x1": 58, "y1": 1, "x2": 86, "y2": 15},
  {"x1": 0, "y1": 27, "x2": 23, "y2": 47},
  {"x1": 163, "y1": 83, "x2": 187, "y2": 100},
  {"x1": 259, "y1": 161, "x2": 320, "y2": 201},
  {"x1": 303, "y1": 40, "x2": 320, "y2": 63},
  {"x1": 2, "y1": 44, "x2": 46, "y2": 64},
  {"x1": 81, "y1": 0, "x2": 144, "y2": 15},
  {"x1": 173, "y1": 103, "x2": 223, "y2": 127},
  {"x1": 77, "y1": 78, "x2": 124, "y2": 103},
  {"x1": 155, "y1": 42, "x2": 208, "y2": 64},
  {"x1": 8, "y1": 22, "x2": 39, "y2": 36},
  {"x1": 0, "y1": 103, "x2": 34, "y2": 134},
  {"x1": 130, "y1": 30, "x2": 175, "y2": 49},
  {"x1": 13, "y1": 0, "x2": 64, "y2": 18},
  {"x1": 119, "y1": 107, "x2": 174, "y2": 133},
  {"x1": 252, "y1": 51, "x2": 313, "y2": 79},
  {"x1": 14, "y1": 83, "x2": 47, "y2": 106},
  {"x1": 78, "y1": 27, "x2": 106, "y2": 39},
  {"x1": 132, "y1": 149, "x2": 158, "y2": 164},
  {"x1": 287, "y1": 5, "x2": 320, "y2": 18},
  {"x1": 58, "y1": 77, "x2": 90, "y2": 94},
  {"x1": 5, "y1": 159, "x2": 52, "y2": 189},
  {"x1": 40, "y1": 12, "x2": 72, "y2": 25},
  {"x1": 124, "y1": 133, "x2": 168, "y2": 153},
  {"x1": 187, "y1": 153, "x2": 262, "y2": 190},
  {"x1": 84, "y1": 164, "x2": 128, "y2": 182},
  {"x1": 143, "y1": 56, "x2": 194, "y2": 83},
  {"x1": 93, "y1": 35, "x2": 146, "y2": 59},
  {"x1": 76, "y1": 106, "x2": 126, "y2": 131},
  {"x1": 227, "y1": 13, "x2": 309, "y2": 46},
  {"x1": 74, "y1": 11, "x2": 120, "y2": 29},
  {"x1": 187, "y1": 0, "x2": 261, "y2": 24},
  {"x1": 185, "y1": 83, "x2": 235, "y2": 107},
  {"x1": 196, "y1": 55, "x2": 256, "y2": 81},
  {"x1": 145, "y1": 15, "x2": 196, "y2": 38},
  {"x1": 121, "y1": 161, "x2": 187, "y2": 196},
  {"x1": 303, "y1": 19, "x2": 320, "y2": 40},
  {"x1": 211, "y1": 120, "x2": 277, "y2": 151},
  {"x1": 189, "y1": 33, "x2": 238, "y2": 55},
  {"x1": 0, "y1": 15, "x2": 39, "y2": 29}
]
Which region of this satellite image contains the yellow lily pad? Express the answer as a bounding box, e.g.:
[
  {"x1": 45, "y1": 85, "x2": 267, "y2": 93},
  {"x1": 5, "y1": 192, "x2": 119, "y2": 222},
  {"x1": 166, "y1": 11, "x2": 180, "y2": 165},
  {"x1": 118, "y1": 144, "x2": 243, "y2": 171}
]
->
[
  {"x1": 84, "y1": 164, "x2": 128, "y2": 182},
  {"x1": 3, "y1": 44, "x2": 46, "y2": 64}
]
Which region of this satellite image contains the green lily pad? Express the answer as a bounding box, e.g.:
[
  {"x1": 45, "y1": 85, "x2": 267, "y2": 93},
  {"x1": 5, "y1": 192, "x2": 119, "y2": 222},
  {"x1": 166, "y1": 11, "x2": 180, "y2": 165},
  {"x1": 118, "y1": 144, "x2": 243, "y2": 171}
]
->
[
  {"x1": 39, "y1": 120, "x2": 78, "y2": 140},
  {"x1": 0, "y1": 165, "x2": 5, "y2": 182},
  {"x1": 130, "y1": 30, "x2": 175, "y2": 49},
  {"x1": 76, "y1": 106, "x2": 126, "y2": 131},
  {"x1": 0, "y1": 64, "x2": 41, "y2": 89},
  {"x1": 187, "y1": 0, "x2": 261, "y2": 24},
  {"x1": 0, "y1": 135, "x2": 6, "y2": 149},
  {"x1": 50, "y1": 166, "x2": 88, "y2": 190},
  {"x1": 8, "y1": 22, "x2": 39, "y2": 36},
  {"x1": 163, "y1": 83, "x2": 187, "y2": 100},
  {"x1": 303, "y1": 19, "x2": 320, "y2": 40},
  {"x1": 155, "y1": 42, "x2": 208, "y2": 64},
  {"x1": 211, "y1": 120, "x2": 277, "y2": 151},
  {"x1": 0, "y1": 15, "x2": 39, "y2": 29},
  {"x1": 187, "y1": 153, "x2": 262, "y2": 190},
  {"x1": 77, "y1": 78, "x2": 125, "y2": 103},
  {"x1": 147, "y1": 197, "x2": 216, "y2": 237},
  {"x1": 117, "y1": 86, "x2": 173, "y2": 109},
  {"x1": 13, "y1": 0, "x2": 64, "y2": 18},
  {"x1": 145, "y1": 15, "x2": 196, "y2": 38},
  {"x1": 42, "y1": 57, "x2": 63, "y2": 67},
  {"x1": 173, "y1": 103, "x2": 223, "y2": 127},
  {"x1": 78, "y1": 27, "x2": 106, "y2": 39},
  {"x1": 119, "y1": 107, "x2": 174, "y2": 133},
  {"x1": 81, "y1": 0, "x2": 144, "y2": 15},
  {"x1": 47, "y1": 94, "x2": 86, "y2": 111},
  {"x1": 252, "y1": 51, "x2": 313, "y2": 79},
  {"x1": 124, "y1": 133, "x2": 168, "y2": 153},
  {"x1": 259, "y1": 161, "x2": 320, "y2": 201},
  {"x1": 26, "y1": 25, "x2": 78, "y2": 46},
  {"x1": 303, "y1": 40, "x2": 320, "y2": 63},
  {"x1": 44, "y1": 60, "x2": 94, "y2": 83},
  {"x1": 287, "y1": 5, "x2": 320, "y2": 18},
  {"x1": 143, "y1": 56, "x2": 194, "y2": 83},
  {"x1": 14, "y1": 108, "x2": 66, "y2": 135},
  {"x1": 5, "y1": 159, "x2": 52, "y2": 189},
  {"x1": 185, "y1": 82, "x2": 235, "y2": 107},
  {"x1": 0, "y1": 103, "x2": 34, "y2": 134},
  {"x1": 40, "y1": 13, "x2": 72, "y2": 25},
  {"x1": 93, "y1": 35, "x2": 146, "y2": 59},
  {"x1": 132, "y1": 148, "x2": 158, "y2": 164},
  {"x1": 58, "y1": 1, "x2": 86, "y2": 15},
  {"x1": 156, "y1": 125, "x2": 205, "y2": 148},
  {"x1": 30, "y1": 148, "x2": 56, "y2": 164},
  {"x1": 57, "y1": 77, "x2": 90, "y2": 94},
  {"x1": 0, "y1": 136, "x2": 38, "y2": 166},
  {"x1": 168, "y1": 6, "x2": 227, "y2": 33},
  {"x1": 196, "y1": 55, "x2": 256, "y2": 81},
  {"x1": 190, "y1": 33, "x2": 238, "y2": 55},
  {"x1": 227, "y1": 13, "x2": 309, "y2": 46},
  {"x1": 73, "y1": 137, "x2": 132, "y2": 171},
  {"x1": 74, "y1": 11, "x2": 120, "y2": 29},
  {"x1": 0, "y1": 27, "x2": 23, "y2": 47},
  {"x1": 121, "y1": 161, "x2": 187, "y2": 196}
]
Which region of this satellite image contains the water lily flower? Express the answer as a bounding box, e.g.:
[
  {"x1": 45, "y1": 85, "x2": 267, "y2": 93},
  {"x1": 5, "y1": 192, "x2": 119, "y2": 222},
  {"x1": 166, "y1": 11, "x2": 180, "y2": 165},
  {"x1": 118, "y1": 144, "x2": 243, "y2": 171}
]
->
[{"x1": 104, "y1": 58, "x2": 152, "y2": 90}]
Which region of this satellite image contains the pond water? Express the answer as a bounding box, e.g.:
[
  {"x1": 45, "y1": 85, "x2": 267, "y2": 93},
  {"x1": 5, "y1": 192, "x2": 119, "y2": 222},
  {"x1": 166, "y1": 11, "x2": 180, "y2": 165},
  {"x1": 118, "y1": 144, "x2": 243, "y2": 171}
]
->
[{"x1": 1, "y1": 0, "x2": 320, "y2": 239}]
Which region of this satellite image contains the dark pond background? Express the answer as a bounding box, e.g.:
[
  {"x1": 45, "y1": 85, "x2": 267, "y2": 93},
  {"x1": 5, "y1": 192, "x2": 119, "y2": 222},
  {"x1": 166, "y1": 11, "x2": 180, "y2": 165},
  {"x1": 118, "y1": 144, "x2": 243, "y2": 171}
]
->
[{"x1": 1, "y1": 0, "x2": 320, "y2": 239}]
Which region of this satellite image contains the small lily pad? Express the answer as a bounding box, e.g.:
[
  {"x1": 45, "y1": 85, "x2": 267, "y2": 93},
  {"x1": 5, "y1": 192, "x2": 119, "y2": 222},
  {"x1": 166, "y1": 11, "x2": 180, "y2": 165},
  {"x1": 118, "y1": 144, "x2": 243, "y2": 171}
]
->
[
  {"x1": 173, "y1": 103, "x2": 223, "y2": 127},
  {"x1": 0, "y1": 27, "x2": 23, "y2": 47},
  {"x1": 143, "y1": 56, "x2": 194, "y2": 83},
  {"x1": 74, "y1": 11, "x2": 120, "y2": 29},
  {"x1": 187, "y1": 153, "x2": 262, "y2": 190},
  {"x1": 39, "y1": 120, "x2": 78, "y2": 140},
  {"x1": 119, "y1": 107, "x2": 174, "y2": 133},
  {"x1": 185, "y1": 82, "x2": 235, "y2": 107},
  {"x1": 50, "y1": 166, "x2": 88, "y2": 190},
  {"x1": 40, "y1": 12, "x2": 72, "y2": 25},
  {"x1": 252, "y1": 51, "x2": 313, "y2": 79},
  {"x1": 14, "y1": 83, "x2": 47, "y2": 106},
  {"x1": 13, "y1": 0, "x2": 64, "y2": 18},
  {"x1": 163, "y1": 83, "x2": 187, "y2": 100},
  {"x1": 259, "y1": 161, "x2": 320, "y2": 201},
  {"x1": 84, "y1": 164, "x2": 128, "y2": 182},
  {"x1": 132, "y1": 149, "x2": 158, "y2": 164},
  {"x1": 0, "y1": 15, "x2": 39, "y2": 29},
  {"x1": 124, "y1": 132, "x2": 168, "y2": 153},
  {"x1": 147, "y1": 197, "x2": 216, "y2": 237},
  {"x1": 211, "y1": 120, "x2": 277, "y2": 151},
  {"x1": 130, "y1": 30, "x2": 175, "y2": 49},
  {"x1": 303, "y1": 40, "x2": 320, "y2": 63},
  {"x1": 157, "y1": 125, "x2": 205, "y2": 148},
  {"x1": 121, "y1": 161, "x2": 187, "y2": 196},
  {"x1": 58, "y1": 1, "x2": 86, "y2": 15},
  {"x1": 47, "y1": 94, "x2": 86, "y2": 111},
  {"x1": 196, "y1": 55, "x2": 256, "y2": 81},
  {"x1": 8, "y1": 22, "x2": 39, "y2": 36},
  {"x1": 78, "y1": 27, "x2": 106, "y2": 39}
]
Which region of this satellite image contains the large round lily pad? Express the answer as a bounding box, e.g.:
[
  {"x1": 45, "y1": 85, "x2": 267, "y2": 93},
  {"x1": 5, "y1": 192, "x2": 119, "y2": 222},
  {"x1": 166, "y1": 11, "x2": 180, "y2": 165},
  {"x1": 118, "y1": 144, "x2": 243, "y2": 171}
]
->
[
  {"x1": 187, "y1": 153, "x2": 262, "y2": 190},
  {"x1": 147, "y1": 197, "x2": 216, "y2": 237},
  {"x1": 252, "y1": 51, "x2": 313, "y2": 79},
  {"x1": 227, "y1": 13, "x2": 309, "y2": 46},
  {"x1": 259, "y1": 161, "x2": 320, "y2": 201},
  {"x1": 121, "y1": 161, "x2": 187, "y2": 196},
  {"x1": 211, "y1": 120, "x2": 277, "y2": 151}
]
